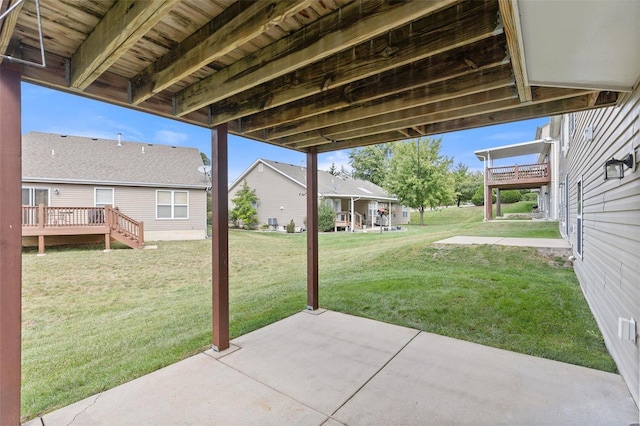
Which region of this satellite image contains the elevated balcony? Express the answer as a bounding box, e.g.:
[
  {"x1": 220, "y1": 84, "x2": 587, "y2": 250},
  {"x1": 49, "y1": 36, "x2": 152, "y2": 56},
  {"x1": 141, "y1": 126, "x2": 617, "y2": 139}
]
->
[{"x1": 485, "y1": 162, "x2": 550, "y2": 189}]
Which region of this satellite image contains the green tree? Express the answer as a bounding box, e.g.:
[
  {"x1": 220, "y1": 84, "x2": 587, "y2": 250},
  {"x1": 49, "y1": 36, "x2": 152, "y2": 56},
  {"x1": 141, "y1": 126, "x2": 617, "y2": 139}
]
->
[
  {"x1": 328, "y1": 163, "x2": 339, "y2": 176},
  {"x1": 318, "y1": 203, "x2": 336, "y2": 232},
  {"x1": 348, "y1": 143, "x2": 391, "y2": 186},
  {"x1": 452, "y1": 163, "x2": 483, "y2": 207},
  {"x1": 230, "y1": 181, "x2": 259, "y2": 230},
  {"x1": 386, "y1": 138, "x2": 454, "y2": 225}
]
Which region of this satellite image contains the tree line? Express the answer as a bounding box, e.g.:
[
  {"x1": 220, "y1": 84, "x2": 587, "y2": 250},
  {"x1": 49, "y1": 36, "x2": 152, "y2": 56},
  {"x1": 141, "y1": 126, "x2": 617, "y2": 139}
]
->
[{"x1": 343, "y1": 138, "x2": 483, "y2": 225}]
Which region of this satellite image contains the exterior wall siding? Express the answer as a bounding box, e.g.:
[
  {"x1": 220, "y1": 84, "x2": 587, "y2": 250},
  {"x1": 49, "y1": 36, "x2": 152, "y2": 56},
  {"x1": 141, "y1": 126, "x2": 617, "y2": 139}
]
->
[
  {"x1": 229, "y1": 165, "x2": 307, "y2": 229},
  {"x1": 21, "y1": 183, "x2": 207, "y2": 241},
  {"x1": 559, "y1": 85, "x2": 640, "y2": 406}
]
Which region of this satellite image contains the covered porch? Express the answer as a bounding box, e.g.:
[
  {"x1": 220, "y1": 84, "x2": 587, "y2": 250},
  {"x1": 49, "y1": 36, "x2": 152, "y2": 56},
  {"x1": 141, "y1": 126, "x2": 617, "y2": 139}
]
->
[
  {"x1": 23, "y1": 310, "x2": 638, "y2": 425},
  {"x1": 2, "y1": 0, "x2": 640, "y2": 423}
]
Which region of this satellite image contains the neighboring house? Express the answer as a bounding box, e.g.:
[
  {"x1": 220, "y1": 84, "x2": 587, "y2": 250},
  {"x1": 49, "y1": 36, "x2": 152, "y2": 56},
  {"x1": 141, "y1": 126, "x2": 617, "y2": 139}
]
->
[
  {"x1": 228, "y1": 159, "x2": 410, "y2": 231},
  {"x1": 22, "y1": 132, "x2": 208, "y2": 245},
  {"x1": 474, "y1": 132, "x2": 557, "y2": 221},
  {"x1": 554, "y1": 84, "x2": 639, "y2": 407}
]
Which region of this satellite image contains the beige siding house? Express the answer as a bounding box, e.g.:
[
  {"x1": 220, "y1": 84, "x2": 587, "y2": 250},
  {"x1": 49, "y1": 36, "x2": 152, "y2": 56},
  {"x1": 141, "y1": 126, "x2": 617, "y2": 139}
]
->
[
  {"x1": 22, "y1": 132, "x2": 208, "y2": 242},
  {"x1": 556, "y1": 84, "x2": 639, "y2": 406},
  {"x1": 229, "y1": 159, "x2": 410, "y2": 231}
]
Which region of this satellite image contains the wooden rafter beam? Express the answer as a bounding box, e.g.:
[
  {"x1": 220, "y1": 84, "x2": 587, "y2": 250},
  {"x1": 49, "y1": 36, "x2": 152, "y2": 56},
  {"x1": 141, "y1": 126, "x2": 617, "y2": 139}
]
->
[
  {"x1": 316, "y1": 93, "x2": 617, "y2": 152},
  {"x1": 174, "y1": 0, "x2": 458, "y2": 117},
  {"x1": 130, "y1": 0, "x2": 315, "y2": 105},
  {"x1": 498, "y1": 0, "x2": 532, "y2": 102},
  {"x1": 70, "y1": 0, "x2": 181, "y2": 90},
  {"x1": 239, "y1": 37, "x2": 508, "y2": 135},
  {"x1": 0, "y1": 0, "x2": 23, "y2": 62},
  {"x1": 209, "y1": 0, "x2": 502, "y2": 126},
  {"x1": 291, "y1": 87, "x2": 592, "y2": 148},
  {"x1": 288, "y1": 87, "x2": 518, "y2": 147},
  {"x1": 256, "y1": 64, "x2": 514, "y2": 142}
]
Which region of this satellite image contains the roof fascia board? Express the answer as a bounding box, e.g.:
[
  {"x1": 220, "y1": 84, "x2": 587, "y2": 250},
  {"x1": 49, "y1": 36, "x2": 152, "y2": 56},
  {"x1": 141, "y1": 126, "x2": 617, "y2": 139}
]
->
[{"x1": 22, "y1": 178, "x2": 208, "y2": 189}]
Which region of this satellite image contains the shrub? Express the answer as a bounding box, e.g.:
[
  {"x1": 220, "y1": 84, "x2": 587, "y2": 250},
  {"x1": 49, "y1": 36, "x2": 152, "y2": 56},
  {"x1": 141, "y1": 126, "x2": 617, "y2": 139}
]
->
[
  {"x1": 471, "y1": 185, "x2": 496, "y2": 206},
  {"x1": 523, "y1": 192, "x2": 538, "y2": 201},
  {"x1": 499, "y1": 190, "x2": 522, "y2": 204},
  {"x1": 318, "y1": 204, "x2": 336, "y2": 232},
  {"x1": 286, "y1": 219, "x2": 295, "y2": 233}
]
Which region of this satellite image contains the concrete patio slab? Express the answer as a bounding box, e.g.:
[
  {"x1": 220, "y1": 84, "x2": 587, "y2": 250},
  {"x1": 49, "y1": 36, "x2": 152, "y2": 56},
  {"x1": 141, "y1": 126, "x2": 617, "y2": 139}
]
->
[
  {"x1": 333, "y1": 332, "x2": 637, "y2": 425},
  {"x1": 434, "y1": 236, "x2": 572, "y2": 249},
  {"x1": 223, "y1": 310, "x2": 420, "y2": 415},
  {"x1": 40, "y1": 352, "x2": 327, "y2": 426},
  {"x1": 28, "y1": 310, "x2": 637, "y2": 425}
]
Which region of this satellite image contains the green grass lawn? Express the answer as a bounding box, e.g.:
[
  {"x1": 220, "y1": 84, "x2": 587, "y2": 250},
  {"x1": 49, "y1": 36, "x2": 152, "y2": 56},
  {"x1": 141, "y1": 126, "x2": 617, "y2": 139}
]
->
[{"x1": 21, "y1": 203, "x2": 614, "y2": 421}]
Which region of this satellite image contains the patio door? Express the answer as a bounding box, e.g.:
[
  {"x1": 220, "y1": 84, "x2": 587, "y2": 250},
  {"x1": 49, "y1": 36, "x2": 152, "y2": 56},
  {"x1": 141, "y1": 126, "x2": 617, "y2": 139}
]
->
[
  {"x1": 22, "y1": 187, "x2": 49, "y2": 206},
  {"x1": 368, "y1": 201, "x2": 378, "y2": 226}
]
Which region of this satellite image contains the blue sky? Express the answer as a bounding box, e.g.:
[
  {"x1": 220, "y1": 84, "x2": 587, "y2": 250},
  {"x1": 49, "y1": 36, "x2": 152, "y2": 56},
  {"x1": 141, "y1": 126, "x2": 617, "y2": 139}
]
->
[{"x1": 22, "y1": 82, "x2": 549, "y2": 182}]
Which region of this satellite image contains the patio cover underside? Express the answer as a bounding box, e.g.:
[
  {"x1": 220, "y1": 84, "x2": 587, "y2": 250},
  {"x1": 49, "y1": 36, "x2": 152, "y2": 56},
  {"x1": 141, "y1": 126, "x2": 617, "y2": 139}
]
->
[{"x1": 25, "y1": 311, "x2": 638, "y2": 426}]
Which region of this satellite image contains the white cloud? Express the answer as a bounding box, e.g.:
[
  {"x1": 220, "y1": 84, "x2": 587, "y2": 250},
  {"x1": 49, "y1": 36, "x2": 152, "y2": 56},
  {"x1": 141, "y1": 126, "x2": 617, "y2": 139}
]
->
[
  {"x1": 318, "y1": 150, "x2": 352, "y2": 173},
  {"x1": 153, "y1": 130, "x2": 189, "y2": 145}
]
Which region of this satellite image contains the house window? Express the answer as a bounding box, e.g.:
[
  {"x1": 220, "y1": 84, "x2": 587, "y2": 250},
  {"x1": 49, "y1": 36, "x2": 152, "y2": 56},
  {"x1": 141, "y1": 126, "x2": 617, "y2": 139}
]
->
[
  {"x1": 22, "y1": 187, "x2": 49, "y2": 206},
  {"x1": 157, "y1": 190, "x2": 189, "y2": 219},
  {"x1": 95, "y1": 188, "x2": 114, "y2": 207},
  {"x1": 402, "y1": 205, "x2": 409, "y2": 218},
  {"x1": 568, "y1": 113, "x2": 576, "y2": 137},
  {"x1": 576, "y1": 178, "x2": 583, "y2": 258}
]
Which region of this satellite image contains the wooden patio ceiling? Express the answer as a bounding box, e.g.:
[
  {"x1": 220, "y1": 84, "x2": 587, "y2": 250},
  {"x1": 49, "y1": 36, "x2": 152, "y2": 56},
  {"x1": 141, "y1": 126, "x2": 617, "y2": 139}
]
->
[{"x1": 0, "y1": 0, "x2": 621, "y2": 152}]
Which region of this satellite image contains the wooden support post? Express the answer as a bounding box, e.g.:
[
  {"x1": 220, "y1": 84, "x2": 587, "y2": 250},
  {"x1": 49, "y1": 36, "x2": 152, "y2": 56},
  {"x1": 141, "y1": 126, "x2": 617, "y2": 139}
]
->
[
  {"x1": 496, "y1": 188, "x2": 502, "y2": 217},
  {"x1": 211, "y1": 124, "x2": 229, "y2": 351},
  {"x1": 37, "y1": 203, "x2": 45, "y2": 254},
  {"x1": 0, "y1": 63, "x2": 22, "y2": 426},
  {"x1": 306, "y1": 148, "x2": 319, "y2": 310}
]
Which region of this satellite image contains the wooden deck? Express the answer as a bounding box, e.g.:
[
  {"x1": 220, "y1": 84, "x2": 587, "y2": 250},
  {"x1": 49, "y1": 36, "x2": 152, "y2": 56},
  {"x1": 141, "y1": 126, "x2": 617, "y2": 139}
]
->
[
  {"x1": 22, "y1": 205, "x2": 144, "y2": 253},
  {"x1": 486, "y1": 162, "x2": 550, "y2": 189},
  {"x1": 335, "y1": 211, "x2": 363, "y2": 231}
]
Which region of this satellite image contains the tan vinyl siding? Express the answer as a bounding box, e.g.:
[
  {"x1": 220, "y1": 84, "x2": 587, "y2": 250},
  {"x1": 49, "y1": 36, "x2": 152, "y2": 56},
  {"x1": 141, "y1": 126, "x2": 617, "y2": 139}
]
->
[
  {"x1": 229, "y1": 165, "x2": 307, "y2": 229},
  {"x1": 560, "y1": 85, "x2": 640, "y2": 406}
]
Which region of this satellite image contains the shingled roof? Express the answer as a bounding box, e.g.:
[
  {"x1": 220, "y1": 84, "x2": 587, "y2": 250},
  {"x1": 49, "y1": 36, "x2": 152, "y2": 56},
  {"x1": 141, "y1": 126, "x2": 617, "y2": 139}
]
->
[
  {"x1": 22, "y1": 132, "x2": 208, "y2": 189},
  {"x1": 233, "y1": 158, "x2": 396, "y2": 201}
]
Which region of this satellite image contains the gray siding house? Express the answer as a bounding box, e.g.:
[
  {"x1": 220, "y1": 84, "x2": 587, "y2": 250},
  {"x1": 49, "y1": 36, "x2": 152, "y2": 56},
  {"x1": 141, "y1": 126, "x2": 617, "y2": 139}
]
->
[
  {"x1": 556, "y1": 84, "x2": 639, "y2": 406},
  {"x1": 228, "y1": 159, "x2": 410, "y2": 231},
  {"x1": 22, "y1": 132, "x2": 208, "y2": 242}
]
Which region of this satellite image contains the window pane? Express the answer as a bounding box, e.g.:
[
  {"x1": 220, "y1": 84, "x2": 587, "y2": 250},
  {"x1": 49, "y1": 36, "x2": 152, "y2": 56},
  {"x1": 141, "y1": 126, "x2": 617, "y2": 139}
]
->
[
  {"x1": 174, "y1": 191, "x2": 188, "y2": 205},
  {"x1": 96, "y1": 188, "x2": 113, "y2": 205},
  {"x1": 35, "y1": 189, "x2": 49, "y2": 206},
  {"x1": 174, "y1": 206, "x2": 188, "y2": 218},
  {"x1": 22, "y1": 188, "x2": 30, "y2": 205},
  {"x1": 157, "y1": 205, "x2": 171, "y2": 218},
  {"x1": 157, "y1": 191, "x2": 171, "y2": 204}
]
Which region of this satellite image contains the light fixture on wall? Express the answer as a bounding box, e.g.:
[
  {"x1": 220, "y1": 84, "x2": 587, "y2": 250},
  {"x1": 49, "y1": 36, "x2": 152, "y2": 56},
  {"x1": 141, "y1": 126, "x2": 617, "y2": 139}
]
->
[
  {"x1": 54, "y1": 188, "x2": 60, "y2": 195},
  {"x1": 603, "y1": 153, "x2": 635, "y2": 180}
]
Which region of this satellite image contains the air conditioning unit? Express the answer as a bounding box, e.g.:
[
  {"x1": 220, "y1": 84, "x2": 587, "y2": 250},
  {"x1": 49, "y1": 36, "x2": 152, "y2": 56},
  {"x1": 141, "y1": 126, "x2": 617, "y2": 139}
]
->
[{"x1": 267, "y1": 218, "x2": 277, "y2": 226}]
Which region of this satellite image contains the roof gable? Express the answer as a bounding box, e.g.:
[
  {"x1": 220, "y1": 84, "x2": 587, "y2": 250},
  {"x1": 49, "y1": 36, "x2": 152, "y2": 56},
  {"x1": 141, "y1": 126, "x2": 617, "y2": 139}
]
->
[
  {"x1": 22, "y1": 132, "x2": 208, "y2": 188},
  {"x1": 244, "y1": 159, "x2": 396, "y2": 201}
]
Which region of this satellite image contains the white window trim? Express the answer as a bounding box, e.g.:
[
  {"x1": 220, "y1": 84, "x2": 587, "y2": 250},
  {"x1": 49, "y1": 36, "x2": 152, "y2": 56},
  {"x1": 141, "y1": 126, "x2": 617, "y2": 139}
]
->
[
  {"x1": 94, "y1": 187, "x2": 114, "y2": 207},
  {"x1": 156, "y1": 189, "x2": 189, "y2": 220}
]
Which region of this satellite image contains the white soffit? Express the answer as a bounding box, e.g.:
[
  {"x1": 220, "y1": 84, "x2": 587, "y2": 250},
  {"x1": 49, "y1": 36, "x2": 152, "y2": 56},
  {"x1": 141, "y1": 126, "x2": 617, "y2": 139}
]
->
[
  {"x1": 474, "y1": 139, "x2": 551, "y2": 161},
  {"x1": 517, "y1": 0, "x2": 640, "y2": 92}
]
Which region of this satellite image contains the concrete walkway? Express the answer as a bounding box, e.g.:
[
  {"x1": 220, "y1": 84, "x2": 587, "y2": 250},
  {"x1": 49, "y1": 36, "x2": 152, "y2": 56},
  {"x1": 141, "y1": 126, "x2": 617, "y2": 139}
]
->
[
  {"x1": 26, "y1": 310, "x2": 637, "y2": 425},
  {"x1": 433, "y1": 236, "x2": 572, "y2": 249}
]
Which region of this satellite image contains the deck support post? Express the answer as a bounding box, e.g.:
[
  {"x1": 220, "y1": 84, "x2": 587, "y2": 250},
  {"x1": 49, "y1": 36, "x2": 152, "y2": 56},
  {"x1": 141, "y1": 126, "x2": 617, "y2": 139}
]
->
[
  {"x1": 306, "y1": 148, "x2": 319, "y2": 310},
  {"x1": 496, "y1": 189, "x2": 501, "y2": 217},
  {"x1": 484, "y1": 186, "x2": 493, "y2": 221},
  {"x1": 211, "y1": 123, "x2": 229, "y2": 351},
  {"x1": 0, "y1": 63, "x2": 22, "y2": 426}
]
